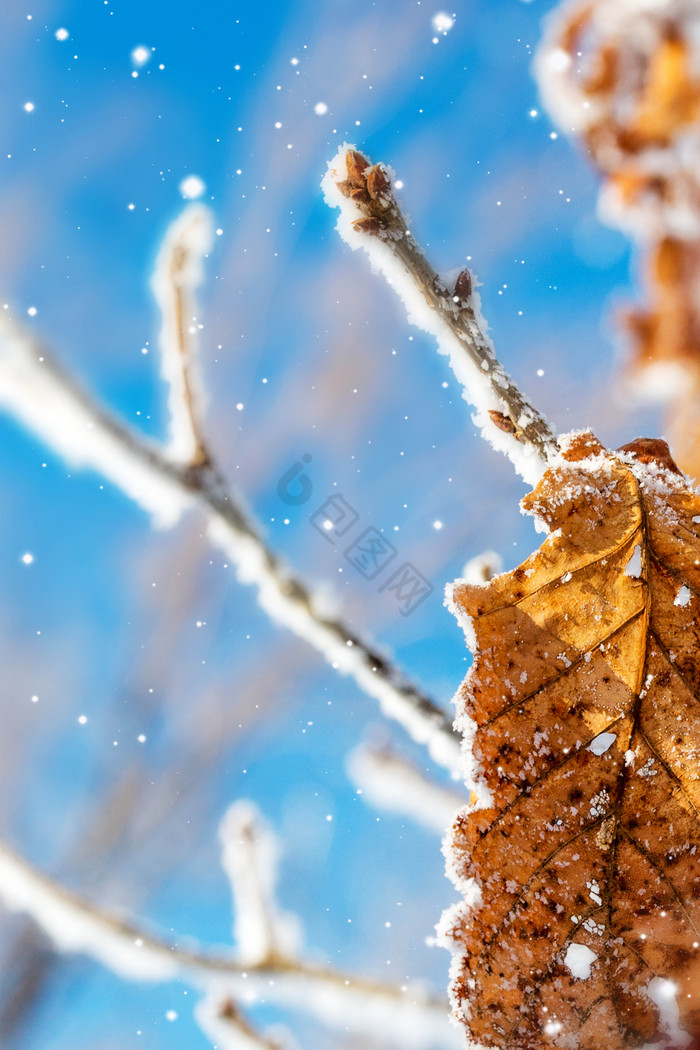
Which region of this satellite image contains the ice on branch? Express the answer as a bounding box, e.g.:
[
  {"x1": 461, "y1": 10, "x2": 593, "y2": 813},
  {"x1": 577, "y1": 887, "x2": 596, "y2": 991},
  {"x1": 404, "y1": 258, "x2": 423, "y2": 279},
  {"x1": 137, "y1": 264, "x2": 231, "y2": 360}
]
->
[
  {"x1": 347, "y1": 741, "x2": 465, "y2": 834},
  {"x1": 151, "y1": 203, "x2": 214, "y2": 466},
  {"x1": 322, "y1": 146, "x2": 559, "y2": 485},
  {"x1": 0, "y1": 315, "x2": 190, "y2": 527},
  {"x1": 220, "y1": 802, "x2": 301, "y2": 965}
]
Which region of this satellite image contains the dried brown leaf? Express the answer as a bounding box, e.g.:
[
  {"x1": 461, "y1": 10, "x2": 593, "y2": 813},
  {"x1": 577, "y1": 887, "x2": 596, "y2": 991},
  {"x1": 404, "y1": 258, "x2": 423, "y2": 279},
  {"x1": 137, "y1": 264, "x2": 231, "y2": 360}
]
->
[{"x1": 444, "y1": 431, "x2": 700, "y2": 1050}]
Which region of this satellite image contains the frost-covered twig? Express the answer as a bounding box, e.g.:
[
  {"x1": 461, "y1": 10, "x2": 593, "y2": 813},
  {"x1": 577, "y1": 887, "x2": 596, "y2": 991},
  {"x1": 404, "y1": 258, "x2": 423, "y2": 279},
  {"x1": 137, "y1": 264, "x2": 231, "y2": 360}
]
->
[
  {"x1": 151, "y1": 204, "x2": 213, "y2": 467},
  {"x1": 196, "y1": 994, "x2": 291, "y2": 1050},
  {"x1": 220, "y1": 802, "x2": 301, "y2": 965},
  {"x1": 347, "y1": 741, "x2": 465, "y2": 834},
  {"x1": 322, "y1": 147, "x2": 559, "y2": 485},
  {"x1": 0, "y1": 308, "x2": 460, "y2": 773},
  {"x1": 0, "y1": 315, "x2": 191, "y2": 528},
  {"x1": 0, "y1": 838, "x2": 458, "y2": 1048}
]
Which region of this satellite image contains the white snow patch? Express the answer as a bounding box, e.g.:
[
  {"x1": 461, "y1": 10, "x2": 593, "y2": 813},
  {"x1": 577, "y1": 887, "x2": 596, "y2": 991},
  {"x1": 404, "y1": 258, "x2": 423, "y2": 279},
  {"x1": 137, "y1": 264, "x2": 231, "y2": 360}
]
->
[
  {"x1": 647, "y1": 977, "x2": 690, "y2": 1047},
  {"x1": 588, "y1": 732, "x2": 616, "y2": 756},
  {"x1": 563, "y1": 942, "x2": 597, "y2": 979},
  {"x1": 674, "y1": 585, "x2": 691, "y2": 608},
  {"x1": 625, "y1": 544, "x2": 642, "y2": 577}
]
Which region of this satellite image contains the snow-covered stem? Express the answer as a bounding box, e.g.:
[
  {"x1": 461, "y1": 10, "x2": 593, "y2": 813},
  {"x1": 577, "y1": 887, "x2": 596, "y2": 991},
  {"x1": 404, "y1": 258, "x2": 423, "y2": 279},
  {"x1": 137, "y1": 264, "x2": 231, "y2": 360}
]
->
[
  {"x1": 196, "y1": 994, "x2": 290, "y2": 1050},
  {"x1": 0, "y1": 313, "x2": 460, "y2": 773},
  {"x1": 0, "y1": 315, "x2": 191, "y2": 528},
  {"x1": 203, "y1": 478, "x2": 460, "y2": 772},
  {"x1": 151, "y1": 204, "x2": 214, "y2": 467},
  {"x1": 219, "y1": 802, "x2": 301, "y2": 965},
  {"x1": 322, "y1": 147, "x2": 559, "y2": 485},
  {"x1": 0, "y1": 840, "x2": 456, "y2": 1048},
  {"x1": 347, "y1": 741, "x2": 466, "y2": 834}
]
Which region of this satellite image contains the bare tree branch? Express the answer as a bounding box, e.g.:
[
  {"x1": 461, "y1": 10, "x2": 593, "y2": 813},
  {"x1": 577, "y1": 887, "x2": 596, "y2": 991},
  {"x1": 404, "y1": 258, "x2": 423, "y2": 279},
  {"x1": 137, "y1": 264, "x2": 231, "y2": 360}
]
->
[
  {"x1": 196, "y1": 994, "x2": 291, "y2": 1050},
  {"x1": 151, "y1": 204, "x2": 214, "y2": 468},
  {"x1": 0, "y1": 839, "x2": 458, "y2": 1048},
  {"x1": 0, "y1": 310, "x2": 460, "y2": 773},
  {"x1": 347, "y1": 740, "x2": 466, "y2": 834},
  {"x1": 322, "y1": 147, "x2": 560, "y2": 485},
  {"x1": 219, "y1": 802, "x2": 301, "y2": 965}
]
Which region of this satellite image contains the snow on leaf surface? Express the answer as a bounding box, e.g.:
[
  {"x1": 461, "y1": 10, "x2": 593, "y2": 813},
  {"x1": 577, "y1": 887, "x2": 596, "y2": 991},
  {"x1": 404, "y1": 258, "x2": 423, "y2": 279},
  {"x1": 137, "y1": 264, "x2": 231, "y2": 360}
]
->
[{"x1": 442, "y1": 431, "x2": 700, "y2": 1050}]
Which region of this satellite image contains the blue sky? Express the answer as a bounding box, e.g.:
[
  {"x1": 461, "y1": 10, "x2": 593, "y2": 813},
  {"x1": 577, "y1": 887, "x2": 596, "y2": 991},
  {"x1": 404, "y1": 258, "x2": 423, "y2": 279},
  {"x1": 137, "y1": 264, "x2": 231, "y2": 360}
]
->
[{"x1": 0, "y1": 1, "x2": 659, "y2": 1047}]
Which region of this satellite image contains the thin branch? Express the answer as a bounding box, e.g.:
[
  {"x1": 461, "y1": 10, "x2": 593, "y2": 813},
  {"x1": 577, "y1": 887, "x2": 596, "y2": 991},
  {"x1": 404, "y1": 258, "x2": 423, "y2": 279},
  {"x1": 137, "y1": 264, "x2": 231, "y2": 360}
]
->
[
  {"x1": 322, "y1": 147, "x2": 560, "y2": 485},
  {"x1": 460, "y1": 548, "x2": 504, "y2": 586},
  {"x1": 219, "y1": 802, "x2": 301, "y2": 965},
  {"x1": 196, "y1": 994, "x2": 291, "y2": 1050},
  {"x1": 151, "y1": 204, "x2": 214, "y2": 468},
  {"x1": 0, "y1": 314, "x2": 191, "y2": 528},
  {"x1": 0, "y1": 312, "x2": 460, "y2": 773},
  {"x1": 0, "y1": 840, "x2": 458, "y2": 1049},
  {"x1": 347, "y1": 740, "x2": 466, "y2": 834}
]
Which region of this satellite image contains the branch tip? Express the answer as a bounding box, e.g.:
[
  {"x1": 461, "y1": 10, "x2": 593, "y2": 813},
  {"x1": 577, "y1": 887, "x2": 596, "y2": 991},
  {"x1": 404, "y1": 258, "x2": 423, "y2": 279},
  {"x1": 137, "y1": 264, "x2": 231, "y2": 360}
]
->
[{"x1": 324, "y1": 145, "x2": 560, "y2": 483}]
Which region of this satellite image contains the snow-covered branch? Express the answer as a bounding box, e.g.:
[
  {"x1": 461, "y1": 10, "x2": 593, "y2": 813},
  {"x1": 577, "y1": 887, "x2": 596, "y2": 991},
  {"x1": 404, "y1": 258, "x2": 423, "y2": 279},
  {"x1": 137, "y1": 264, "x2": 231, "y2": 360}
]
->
[
  {"x1": 0, "y1": 267, "x2": 460, "y2": 774},
  {"x1": 220, "y1": 802, "x2": 301, "y2": 966},
  {"x1": 0, "y1": 314, "x2": 191, "y2": 528},
  {"x1": 151, "y1": 203, "x2": 214, "y2": 466},
  {"x1": 347, "y1": 741, "x2": 465, "y2": 834},
  {"x1": 0, "y1": 829, "x2": 458, "y2": 1049},
  {"x1": 322, "y1": 147, "x2": 559, "y2": 486},
  {"x1": 196, "y1": 994, "x2": 291, "y2": 1050}
]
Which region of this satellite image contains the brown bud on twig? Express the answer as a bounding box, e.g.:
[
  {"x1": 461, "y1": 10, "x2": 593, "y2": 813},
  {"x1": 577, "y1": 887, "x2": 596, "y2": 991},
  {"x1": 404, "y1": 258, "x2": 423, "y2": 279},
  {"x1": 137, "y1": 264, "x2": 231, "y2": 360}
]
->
[
  {"x1": 335, "y1": 179, "x2": 356, "y2": 199},
  {"x1": 219, "y1": 1000, "x2": 240, "y2": 1022},
  {"x1": 454, "y1": 269, "x2": 472, "y2": 302},
  {"x1": 346, "y1": 150, "x2": 369, "y2": 188},
  {"x1": 353, "y1": 217, "x2": 385, "y2": 236},
  {"x1": 336, "y1": 179, "x2": 370, "y2": 203},
  {"x1": 488, "y1": 410, "x2": 518, "y2": 435},
  {"x1": 366, "y1": 165, "x2": 391, "y2": 201}
]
